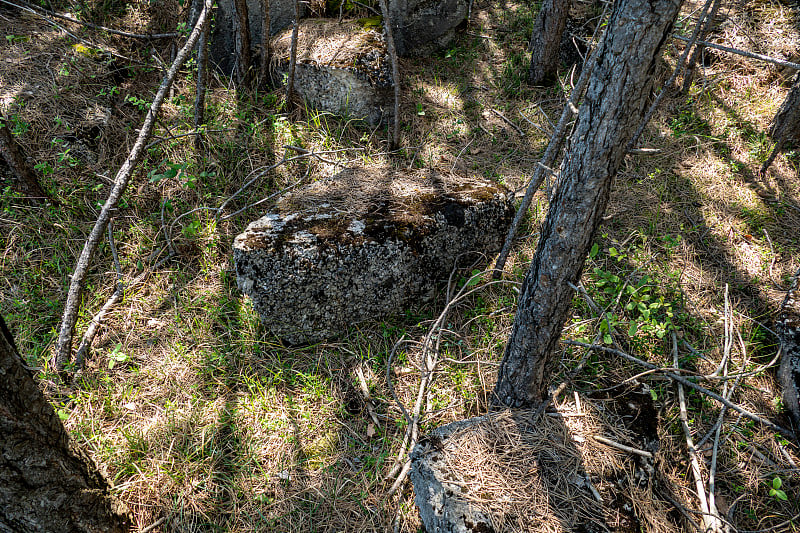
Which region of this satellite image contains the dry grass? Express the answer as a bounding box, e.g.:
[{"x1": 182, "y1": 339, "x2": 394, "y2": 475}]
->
[{"x1": 1, "y1": 0, "x2": 800, "y2": 531}]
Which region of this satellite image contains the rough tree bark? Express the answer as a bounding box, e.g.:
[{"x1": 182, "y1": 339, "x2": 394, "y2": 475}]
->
[
  {"x1": 0, "y1": 115, "x2": 48, "y2": 200},
  {"x1": 528, "y1": 0, "x2": 570, "y2": 86},
  {"x1": 761, "y1": 73, "x2": 800, "y2": 174},
  {"x1": 0, "y1": 315, "x2": 132, "y2": 532},
  {"x1": 234, "y1": 0, "x2": 252, "y2": 85},
  {"x1": 494, "y1": 0, "x2": 683, "y2": 407}
]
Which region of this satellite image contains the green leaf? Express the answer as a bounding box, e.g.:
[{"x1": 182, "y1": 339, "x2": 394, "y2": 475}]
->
[
  {"x1": 603, "y1": 333, "x2": 612, "y2": 345},
  {"x1": 628, "y1": 323, "x2": 638, "y2": 336},
  {"x1": 589, "y1": 243, "x2": 599, "y2": 259},
  {"x1": 465, "y1": 269, "x2": 482, "y2": 287},
  {"x1": 773, "y1": 477, "x2": 782, "y2": 490},
  {"x1": 649, "y1": 389, "x2": 658, "y2": 401},
  {"x1": 609, "y1": 247, "x2": 618, "y2": 257}
]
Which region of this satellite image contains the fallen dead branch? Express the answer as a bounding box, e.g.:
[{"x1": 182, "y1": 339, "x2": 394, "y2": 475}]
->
[
  {"x1": 0, "y1": 0, "x2": 181, "y2": 39},
  {"x1": 563, "y1": 340, "x2": 796, "y2": 439},
  {"x1": 377, "y1": 0, "x2": 401, "y2": 149},
  {"x1": 52, "y1": 0, "x2": 214, "y2": 372}
]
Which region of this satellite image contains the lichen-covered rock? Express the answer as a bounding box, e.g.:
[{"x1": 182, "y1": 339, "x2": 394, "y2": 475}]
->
[
  {"x1": 269, "y1": 19, "x2": 393, "y2": 125},
  {"x1": 210, "y1": 0, "x2": 304, "y2": 76},
  {"x1": 233, "y1": 168, "x2": 513, "y2": 344},
  {"x1": 410, "y1": 416, "x2": 496, "y2": 533},
  {"x1": 387, "y1": 0, "x2": 469, "y2": 56}
]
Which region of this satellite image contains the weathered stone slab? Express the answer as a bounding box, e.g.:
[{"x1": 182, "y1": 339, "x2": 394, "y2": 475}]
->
[
  {"x1": 210, "y1": 0, "x2": 305, "y2": 75},
  {"x1": 233, "y1": 168, "x2": 513, "y2": 344},
  {"x1": 387, "y1": 0, "x2": 469, "y2": 56},
  {"x1": 270, "y1": 19, "x2": 393, "y2": 125},
  {"x1": 410, "y1": 416, "x2": 496, "y2": 533}
]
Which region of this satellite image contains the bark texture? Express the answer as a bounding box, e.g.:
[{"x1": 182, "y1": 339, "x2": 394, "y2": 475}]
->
[
  {"x1": 234, "y1": 0, "x2": 252, "y2": 84},
  {"x1": 0, "y1": 316, "x2": 132, "y2": 532},
  {"x1": 528, "y1": 0, "x2": 570, "y2": 86},
  {"x1": 494, "y1": 0, "x2": 682, "y2": 407},
  {"x1": 761, "y1": 73, "x2": 800, "y2": 173},
  {"x1": 0, "y1": 115, "x2": 48, "y2": 199}
]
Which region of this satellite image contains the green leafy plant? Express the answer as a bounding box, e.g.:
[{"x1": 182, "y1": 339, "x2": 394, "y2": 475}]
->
[
  {"x1": 769, "y1": 477, "x2": 788, "y2": 502},
  {"x1": 107, "y1": 343, "x2": 129, "y2": 370}
]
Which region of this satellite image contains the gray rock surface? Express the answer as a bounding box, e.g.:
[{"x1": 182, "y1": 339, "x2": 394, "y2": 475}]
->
[
  {"x1": 410, "y1": 416, "x2": 496, "y2": 533},
  {"x1": 387, "y1": 0, "x2": 469, "y2": 56},
  {"x1": 270, "y1": 19, "x2": 393, "y2": 125},
  {"x1": 233, "y1": 168, "x2": 513, "y2": 344},
  {"x1": 210, "y1": 0, "x2": 304, "y2": 75}
]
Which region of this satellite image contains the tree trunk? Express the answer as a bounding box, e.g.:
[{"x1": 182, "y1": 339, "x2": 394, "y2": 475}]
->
[
  {"x1": 234, "y1": 0, "x2": 252, "y2": 85},
  {"x1": 761, "y1": 73, "x2": 800, "y2": 174},
  {"x1": 528, "y1": 0, "x2": 570, "y2": 86},
  {"x1": 0, "y1": 315, "x2": 132, "y2": 532},
  {"x1": 0, "y1": 115, "x2": 48, "y2": 200},
  {"x1": 494, "y1": 0, "x2": 683, "y2": 407},
  {"x1": 260, "y1": 0, "x2": 271, "y2": 87}
]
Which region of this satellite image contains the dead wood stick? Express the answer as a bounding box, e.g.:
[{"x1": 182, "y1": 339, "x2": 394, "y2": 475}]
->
[
  {"x1": 377, "y1": 0, "x2": 401, "y2": 149},
  {"x1": 674, "y1": 35, "x2": 800, "y2": 72},
  {"x1": 285, "y1": 0, "x2": 300, "y2": 106},
  {"x1": 592, "y1": 435, "x2": 653, "y2": 459},
  {"x1": 52, "y1": 0, "x2": 214, "y2": 371},
  {"x1": 675, "y1": 341, "x2": 716, "y2": 532},
  {"x1": 563, "y1": 340, "x2": 796, "y2": 439},
  {"x1": 193, "y1": 5, "x2": 211, "y2": 151},
  {"x1": 681, "y1": 0, "x2": 722, "y2": 93},
  {"x1": 627, "y1": 0, "x2": 714, "y2": 151},
  {"x1": 0, "y1": 0, "x2": 180, "y2": 39},
  {"x1": 260, "y1": 0, "x2": 272, "y2": 86},
  {"x1": 491, "y1": 108, "x2": 524, "y2": 136}
]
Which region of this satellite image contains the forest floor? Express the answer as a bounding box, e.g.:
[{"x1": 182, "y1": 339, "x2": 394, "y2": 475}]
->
[{"x1": 1, "y1": 0, "x2": 800, "y2": 531}]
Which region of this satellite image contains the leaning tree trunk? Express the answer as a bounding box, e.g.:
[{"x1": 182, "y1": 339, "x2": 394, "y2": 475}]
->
[
  {"x1": 528, "y1": 0, "x2": 570, "y2": 86},
  {"x1": 0, "y1": 315, "x2": 132, "y2": 532},
  {"x1": 0, "y1": 115, "x2": 48, "y2": 200},
  {"x1": 761, "y1": 73, "x2": 800, "y2": 174},
  {"x1": 494, "y1": 0, "x2": 683, "y2": 407}
]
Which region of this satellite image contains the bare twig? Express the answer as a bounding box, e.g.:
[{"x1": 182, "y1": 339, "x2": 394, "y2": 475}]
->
[
  {"x1": 52, "y1": 0, "x2": 214, "y2": 371},
  {"x1": 286, "y1": 0, "x2": 300, "y2": 106},
  {"x1": 0, "y1": 0, "x2": 180, "y2": 39},
  {"x1": 627, "y1": 0, "x2": 715, "y2": 151},
  {"x1": 681, "y1": 0, "x2": 722, "y2": 93},
  {"x1": 562, "y1": 340, "x2": 796, "y2": 439},
  {"x1": 673, "y1": 35, "x2": 800, "y2": 72},
  {"x1": 592, "y1": 435, "x2": 653, "y2": 459},
  {"x1": 491, "y1": 108, "x2": 524, "y2": 136},
  {"x1": 675, "y1": 338, "x2": 717, "y2": 533},
  {"x1": 193, "y1": 4, "x2": 211, "y2": 151}
]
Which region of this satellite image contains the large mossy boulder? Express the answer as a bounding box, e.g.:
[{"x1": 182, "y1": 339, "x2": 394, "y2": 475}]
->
[
  {"x1": 233, "y1": 168, "x2": 514, "y2": 344},
  {"x1": 387, "y1": 0, "x2": 469, "y2": 56},
  {"x1": 270, "y1": 19, "x2": 393, "y2": 125}
]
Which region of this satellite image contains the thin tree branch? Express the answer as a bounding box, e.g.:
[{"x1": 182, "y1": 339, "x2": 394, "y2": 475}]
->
[
  {"x1": 492, "y1": 0, "x2": 610, "y2": 277},
  {"x1": 377, "y1": 0, "x2": 401, "y2": 149},
  {"x1": 673, "y1": 35, "x2": 800, "y2": 71},
  {"x1": 285, "y1": 0, "x2": 300, "y2": 106},
  {"x1": 563, "y1": 340, "x2": 796, "y2": 439},
  {"x1": 0, "y1": 0, "x2": 180, "y2": 39},
  {"x1": 52, "y1": 0, "x2": 214, "y2": 372}
]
